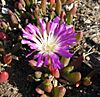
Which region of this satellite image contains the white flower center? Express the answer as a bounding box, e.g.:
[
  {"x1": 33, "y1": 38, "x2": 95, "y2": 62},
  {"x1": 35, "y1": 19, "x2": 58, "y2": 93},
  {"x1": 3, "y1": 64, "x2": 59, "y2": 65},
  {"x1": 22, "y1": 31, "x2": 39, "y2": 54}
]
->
[{"x1": 41, "y1": 36, "x2": 58, "y2": 54}]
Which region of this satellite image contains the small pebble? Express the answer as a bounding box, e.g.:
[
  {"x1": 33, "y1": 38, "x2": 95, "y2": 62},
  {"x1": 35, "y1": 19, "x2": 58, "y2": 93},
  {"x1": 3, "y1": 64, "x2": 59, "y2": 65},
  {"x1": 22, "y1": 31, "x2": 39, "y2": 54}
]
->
[
  {"x1": 84, "y1": 19, "x2": 91, "y2": 24},
  {"x1": 94, "y1": 6, "x2": 99, "y2": 10},
  {"x1": 85, "y1": 56, "x2": 90, "y2": 61},
  {"x1": 2, "y1": 7, "x2": 9, "y2": 14}
]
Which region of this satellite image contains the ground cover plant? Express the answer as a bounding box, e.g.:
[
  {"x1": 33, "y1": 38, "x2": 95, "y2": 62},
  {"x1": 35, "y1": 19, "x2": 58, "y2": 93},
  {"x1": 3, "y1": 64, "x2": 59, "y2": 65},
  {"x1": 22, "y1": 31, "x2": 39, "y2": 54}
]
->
[{"x1": 0, "y1": 0, "x2": 100, "y2": 97}]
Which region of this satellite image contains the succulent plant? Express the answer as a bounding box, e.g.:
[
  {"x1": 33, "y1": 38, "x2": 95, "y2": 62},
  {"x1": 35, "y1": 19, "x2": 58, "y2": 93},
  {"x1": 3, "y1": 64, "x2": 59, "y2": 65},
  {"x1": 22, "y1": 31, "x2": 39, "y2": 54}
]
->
[{"x1": 0, "y1": 0, "x2": 98, "y2": 97}]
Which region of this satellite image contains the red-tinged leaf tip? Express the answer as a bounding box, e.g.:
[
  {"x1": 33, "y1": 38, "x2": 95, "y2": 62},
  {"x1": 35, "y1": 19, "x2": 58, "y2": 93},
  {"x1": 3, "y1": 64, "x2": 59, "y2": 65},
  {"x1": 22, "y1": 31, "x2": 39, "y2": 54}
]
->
[
  {"x1": 60, "y1": 11, "x2": 66, "y2": 19},
  {"x1": 0, "y1": 32, "x2": 7, "y2": 40},
  {"x1": 35, "y1": 87, "x2": 44, "y2": 94},
  {"x1": 67, "y1": 0, "x2": 74, "y2": 4},
  {"x1": 3, "y1": 53, "x2": 12, "y2": 65},
  {"x1": 0, "y1": 71, "x2": 9, "y2": 83},
  {"x1": 70, "y1": 4, "x2": 78, "y2": 16},
  {"x1": 29, "y1": 60, "x2": 37, "y2": 67},
  {"x1": 50, "y1": 0, "x2": 55, "y2": 5},
  {"x1": 49, "y1": 66, "x2": 60, "y2": 78},
  {"x1": 43, "y1": 79, "x2": 53, "y2": 93}
]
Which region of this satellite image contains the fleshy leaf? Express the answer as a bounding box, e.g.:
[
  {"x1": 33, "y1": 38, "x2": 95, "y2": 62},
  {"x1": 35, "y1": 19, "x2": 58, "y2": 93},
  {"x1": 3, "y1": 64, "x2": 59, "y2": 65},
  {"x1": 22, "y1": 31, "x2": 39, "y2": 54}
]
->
[
  {"x1": 53, "y1": 86, "x2": 66, "y2": 97},
  {"x1": 55, "y1": 0, "x2": 62, "y2": 16},
  {"x1": 61, "y1": 57, "x2": 70, "y2": 67}
]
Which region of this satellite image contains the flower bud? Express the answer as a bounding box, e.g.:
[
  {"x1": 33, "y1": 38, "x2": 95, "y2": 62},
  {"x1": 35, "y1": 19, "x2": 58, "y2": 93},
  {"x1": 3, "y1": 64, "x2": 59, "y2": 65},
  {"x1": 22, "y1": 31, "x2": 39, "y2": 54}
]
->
[{"x1": 53, "y1": 86, "x2": 66, "y2": 97}]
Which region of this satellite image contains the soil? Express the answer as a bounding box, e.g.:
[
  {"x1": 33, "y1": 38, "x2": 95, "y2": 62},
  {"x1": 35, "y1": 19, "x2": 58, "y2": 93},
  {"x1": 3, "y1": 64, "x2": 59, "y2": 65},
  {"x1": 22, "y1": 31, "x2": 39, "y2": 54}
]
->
[{"x1": 0, "y1": 0, "x2": 100, "y2": 97}]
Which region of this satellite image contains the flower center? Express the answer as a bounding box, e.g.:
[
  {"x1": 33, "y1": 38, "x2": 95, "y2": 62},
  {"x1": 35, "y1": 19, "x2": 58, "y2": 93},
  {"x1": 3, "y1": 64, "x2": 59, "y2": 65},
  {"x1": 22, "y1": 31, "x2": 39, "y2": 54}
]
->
[
  {"x1": 45, "y1": 43, "x2": 55, "y2": 52},
  {"x1": 41, "y1": 38, "x2": 57, "y2": 54}
]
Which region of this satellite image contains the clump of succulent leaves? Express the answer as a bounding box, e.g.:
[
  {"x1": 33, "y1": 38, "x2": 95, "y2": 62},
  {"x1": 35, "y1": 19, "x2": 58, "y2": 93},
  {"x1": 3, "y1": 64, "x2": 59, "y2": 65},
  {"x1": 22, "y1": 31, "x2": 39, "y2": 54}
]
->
[
  {"x1": 0, "y1": 0, "x2": 78, "y2": 30},
  {"x1": 0, "y1": 0, "x2": 99, "y2": 97}
]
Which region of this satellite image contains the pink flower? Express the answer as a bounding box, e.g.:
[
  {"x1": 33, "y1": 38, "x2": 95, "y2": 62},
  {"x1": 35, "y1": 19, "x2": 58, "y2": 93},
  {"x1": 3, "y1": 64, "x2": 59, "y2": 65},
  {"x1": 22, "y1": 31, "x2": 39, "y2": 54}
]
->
[{"x1": 21, "y1": 17, "x2": 76, "y2": 69}]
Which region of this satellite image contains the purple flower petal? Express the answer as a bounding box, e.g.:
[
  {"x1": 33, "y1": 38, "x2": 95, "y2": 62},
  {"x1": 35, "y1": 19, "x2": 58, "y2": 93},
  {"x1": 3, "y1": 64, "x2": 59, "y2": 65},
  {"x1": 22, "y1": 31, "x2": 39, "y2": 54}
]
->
[
  {"x1": 28, "y1": 43, "x2": 38, "y2": 49},
  {"x1": 54, "y1": 23, "x2": 66, "y2": 37},
  {"x1": 57, "y1": 49, "x2": 73, "y2": 58},
  {"x1": 38, "y1": 18, "x2": 47, "y2": 40},
  {"x1": 44, "y1": 54, "x2": 48, "y2": 65},
  {"x1": 36, "y1": 54, "x2": 43, "y2": 67},
  {"x1": 58, "y1": 33, "x2": 76, "y2": 43},
  {"x1": 49, "y1": 21, "x2": 59, "y2": 36},
  {"x1": 38, "y1": 18, "x2": 46, "y2": 31},
  {"x1": 21, "y1": 39, "x2": 31, "y2": 44},
  {"x1": 50, "y1": 53, "x2": 64, "y2": 69},
  {"x1": 53, "y1": 16, "x2": 60, "y2": 23},
  {"x1": 26, "y1": 23, "x2": 37, "y2": 35},
  {"x1": 26, "y1": 52, "x2": 34, "y2": 58},
  {"x1": 58, "y1": 38, "x2": 76, "y2": 46},
  {"x1": 55, "y1": 46, "x2": 70, "y2": 51},
  {"x1": 34, "y1": 53, "x2": 41, "y2": 59}
]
